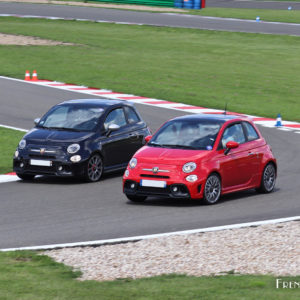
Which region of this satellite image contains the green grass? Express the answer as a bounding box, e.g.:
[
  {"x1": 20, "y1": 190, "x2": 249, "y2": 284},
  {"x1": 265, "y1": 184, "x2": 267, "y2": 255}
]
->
[
  {"x1": 189, "y1": 7, "x2": 300, "y2": 23},
  {"x1": 0, "y1": 127, "x2": 25, "y2": 174},
  {"x1": 0, "y1": 250, "x2": 299, "y2": 300},
  {"x1": 0, "y1": 18, "x2": 300, "y2": 122}
]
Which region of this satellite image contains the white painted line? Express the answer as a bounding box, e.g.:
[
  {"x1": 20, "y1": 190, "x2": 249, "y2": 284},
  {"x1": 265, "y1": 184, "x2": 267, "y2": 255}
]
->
[
  {"x1": 1, "y1": 216, "x2": 299, "y2": 252},
  {"x1": 0, "y1": 174, "x2": 20, "y2": 184},
  {"x1": 0, "y1": 124, "x2": 28, "y2": 132}
]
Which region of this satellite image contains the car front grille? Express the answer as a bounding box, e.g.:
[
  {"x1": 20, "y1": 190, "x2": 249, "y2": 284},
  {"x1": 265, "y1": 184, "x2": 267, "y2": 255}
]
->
[{"x1": 140, "y1": 174, "x2": 170, "y2": 179}]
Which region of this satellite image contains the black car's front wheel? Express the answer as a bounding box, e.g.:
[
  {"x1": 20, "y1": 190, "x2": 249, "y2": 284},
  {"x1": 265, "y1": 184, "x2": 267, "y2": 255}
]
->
[{"x1": 85, "y1": 154, "x2": 103, "y2": 182}]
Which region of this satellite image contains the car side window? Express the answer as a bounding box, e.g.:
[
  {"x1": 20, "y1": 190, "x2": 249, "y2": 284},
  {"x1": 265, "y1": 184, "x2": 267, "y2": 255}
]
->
[
  {"x1": 125, "y1": 106, "x2": 140, "y2": 124},
  {"x1": 243, "y1": 122, "x2": 259, "y2": 141},
  {"x1": 221, "y1": 123, "x2": 246, "y2": 148},
  {"x1": 104, "y1": 108, "x2": 127, "y2": 130}
]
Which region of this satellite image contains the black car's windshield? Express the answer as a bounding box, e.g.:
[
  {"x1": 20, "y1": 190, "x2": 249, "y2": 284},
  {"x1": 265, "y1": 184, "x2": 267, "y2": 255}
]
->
[
  {"x1": 37, "y1": 105, "x2": 104, "y2": 131},
  {"x1": 149, "y1": 119, "x2": 222, "y2": 150}
]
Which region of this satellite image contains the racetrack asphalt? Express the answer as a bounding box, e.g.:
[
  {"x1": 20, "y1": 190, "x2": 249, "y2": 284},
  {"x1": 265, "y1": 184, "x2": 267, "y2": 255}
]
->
[
  {"x1": 208, "y1": 0, "x2": 300, "y2": 10},
  {"x1": 0, "y1": 77, "x2": 299, "y2": 249},
  {"x1": 1, "y1": 2, "x2": 300, "y2": 36}
]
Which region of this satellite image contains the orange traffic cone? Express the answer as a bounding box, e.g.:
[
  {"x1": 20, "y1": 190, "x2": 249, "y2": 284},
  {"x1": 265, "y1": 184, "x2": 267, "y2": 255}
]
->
[
  {"x1": 32, "y1": 70, "x2": 38, "y2": 81},
  {"x1": 25, "y1": 70, "x2": 31, "y2": 81}
]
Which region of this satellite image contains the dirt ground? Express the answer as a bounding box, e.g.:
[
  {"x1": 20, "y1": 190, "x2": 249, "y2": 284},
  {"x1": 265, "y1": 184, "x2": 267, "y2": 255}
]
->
[{"x1": 0, "y1": 33, "x2": 73, "y2": 45}]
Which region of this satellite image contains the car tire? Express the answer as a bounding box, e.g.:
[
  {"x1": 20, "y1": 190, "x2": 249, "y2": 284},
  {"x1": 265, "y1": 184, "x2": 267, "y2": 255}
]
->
[
  {"x1": 16, "y1": 173, "x2": 35, "y2": 181},
  {"x1": 257, "y1": 163, "x2": 276, "y2": 193},
  {"x1": 202, "y1": 173, "x2": 221, "y2": 205},
  {"x1": 126, "y1": 194, "x2": 147, "y2": 202},
  {"x1": 85, "y1": 154, "x2": 103, "y2": 182}
]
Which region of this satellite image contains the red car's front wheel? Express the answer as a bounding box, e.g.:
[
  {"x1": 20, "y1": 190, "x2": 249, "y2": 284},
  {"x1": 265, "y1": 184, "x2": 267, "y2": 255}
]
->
[{"x1": 202, "y1": 174, "x2": 221, "y2": 205}]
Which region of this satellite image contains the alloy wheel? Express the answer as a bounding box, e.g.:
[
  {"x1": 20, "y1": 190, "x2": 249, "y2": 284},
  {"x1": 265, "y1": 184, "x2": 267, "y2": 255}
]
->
[
  {"x1": 204, "y1": 174, "x2": 221, "y2": 204},
  {"x1": 86, "y1": 154, "x2": 103, "y2": 182},
  {"x1": 263, "y1": 163, "x2": 276, "y2": 192}
]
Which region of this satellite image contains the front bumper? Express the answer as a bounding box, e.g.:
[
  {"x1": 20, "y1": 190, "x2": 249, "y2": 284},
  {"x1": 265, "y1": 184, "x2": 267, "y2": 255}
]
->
[
  {"x1": 123, "y1": 164, "x2": 206, "y2": 199},
  {"x1": 13, "y1": 157, "x2": 86, "y2": 178},
  {"x1": 124, "y1": 179, "x2": 193, "y2": 199}
]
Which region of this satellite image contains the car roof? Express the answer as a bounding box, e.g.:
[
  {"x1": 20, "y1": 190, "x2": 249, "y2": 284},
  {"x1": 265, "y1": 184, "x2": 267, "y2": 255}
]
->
[
  {"x1": 172, "y1": 113, "x2": 250, "y2": 123},
  {"x1": 59, "y1": 98, "x2": 132, "y2": 108}
]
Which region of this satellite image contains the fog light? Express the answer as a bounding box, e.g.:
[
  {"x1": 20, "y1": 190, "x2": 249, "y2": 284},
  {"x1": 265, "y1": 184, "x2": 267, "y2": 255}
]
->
[
  {"x1": 172, "y1": 186, "x2": 178, "y2": 192},
  {"x1": 130, "y1": 183, "x2": 135, "y2": 189},
  {"x1": 124, "y1": 170, "x2": 129, "y2": 177},
  {"x1": 20, "y1": 163, "x2": 24, "y2": 168},
  {"x1": 70, "y1": 155, "x2": 81, "y2": 163},
  {"x1": 186, "y1": 175, "x2": 198, "y2": 182},
  {"x1": 58, "y1": 166, "x2": 63, "y2": 171}
]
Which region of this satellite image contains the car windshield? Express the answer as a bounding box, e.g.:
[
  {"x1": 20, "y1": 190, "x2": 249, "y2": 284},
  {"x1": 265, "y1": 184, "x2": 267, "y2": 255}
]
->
[
  {"x1": 37, "y1": 105, "x2": 104, "y2": 132},
  {"x1": 149, "y1": 119, "x2": 222, "y2": 150}
]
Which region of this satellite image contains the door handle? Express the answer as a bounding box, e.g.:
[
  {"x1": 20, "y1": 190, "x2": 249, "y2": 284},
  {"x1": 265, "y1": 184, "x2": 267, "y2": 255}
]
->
[{"x1": 248, "y1": 152, "x2": 255, "y2": 156}]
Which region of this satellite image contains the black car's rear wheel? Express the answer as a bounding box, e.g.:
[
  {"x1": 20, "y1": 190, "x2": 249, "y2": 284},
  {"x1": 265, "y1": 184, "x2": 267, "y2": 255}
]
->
[
  {"x1": 16, "y1": 173, "x2": 35, "y2": 181},
  {"x1": 126, "y1": 194, "x2": 147, "y2": 202},
  {"x1": 257, "y1": 163, "x2": 276, "y2": 193},
  {"x1": 85, "y1": 154, "x2": 103, "y2": 182},
  {"x1": 202, "y1": 173, "x2": 221, "y2": 205}
]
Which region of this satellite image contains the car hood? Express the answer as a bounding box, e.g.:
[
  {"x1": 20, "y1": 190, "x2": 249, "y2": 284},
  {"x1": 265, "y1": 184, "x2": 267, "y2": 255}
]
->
[
  {"x1": 134, "y1": 146, "x2": 211, "y2": 165},
  {"x1": 24, "y1": 128, "x2": 94, "y2": 144}
]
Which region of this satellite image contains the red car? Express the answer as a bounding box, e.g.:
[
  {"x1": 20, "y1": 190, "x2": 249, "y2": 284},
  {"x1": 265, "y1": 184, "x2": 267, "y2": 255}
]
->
[{"x1": 123, "y1": 114, "x2": 277, "y2": 204}]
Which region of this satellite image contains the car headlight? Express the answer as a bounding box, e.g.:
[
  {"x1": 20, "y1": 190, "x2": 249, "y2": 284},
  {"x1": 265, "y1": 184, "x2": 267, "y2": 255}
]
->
[
  {"x1": 19, "y1": 139, "x2": 26, "y2": 149},
  {"x1": 67, "y1": 144, "x2": 80, "y2": 154},
  {"x1": 182, "y1": 162, "x2": 197, "y2": 173},
  {"x1": 129, "y1": 158, "x2": 137, "y2": 169}
]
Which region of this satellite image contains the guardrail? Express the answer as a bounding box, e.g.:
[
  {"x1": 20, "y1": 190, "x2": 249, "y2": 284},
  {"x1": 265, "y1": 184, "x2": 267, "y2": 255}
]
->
[{"x1": 89, "y1": 0, "x2": 205, "y2": 9}]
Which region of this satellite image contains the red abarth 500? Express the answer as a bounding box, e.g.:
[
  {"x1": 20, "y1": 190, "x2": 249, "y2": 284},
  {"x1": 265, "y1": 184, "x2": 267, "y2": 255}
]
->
[{"x1": 123, "y1": 114, "x2": 277, "y2": 204}]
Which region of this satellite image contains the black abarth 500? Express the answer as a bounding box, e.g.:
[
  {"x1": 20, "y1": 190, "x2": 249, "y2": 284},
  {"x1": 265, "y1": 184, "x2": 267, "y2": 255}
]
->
[{"x1": 13, "y1": 99, "x2": 151, "y2": 182}]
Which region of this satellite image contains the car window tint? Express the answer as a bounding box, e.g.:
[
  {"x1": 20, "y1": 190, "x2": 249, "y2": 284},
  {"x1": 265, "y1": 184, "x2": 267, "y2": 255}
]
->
[
  {"x1": 222, "y1": 123, "x2": 246, "y2": 148},
  {"x1": 125, "y1": 106, "x2": 140, "y2": 124},
  {"x1": 104, "y1": 108, "x2": 127, "y2": 130},
  {"x1": 243, "y1": 122, "x2": 259, "y2": 141}
]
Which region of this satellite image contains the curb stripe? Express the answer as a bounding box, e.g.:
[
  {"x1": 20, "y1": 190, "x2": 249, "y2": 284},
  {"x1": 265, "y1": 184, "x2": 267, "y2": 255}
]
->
[{"x1": 1, "y1": 216, "x2": 299, "y2": 252}]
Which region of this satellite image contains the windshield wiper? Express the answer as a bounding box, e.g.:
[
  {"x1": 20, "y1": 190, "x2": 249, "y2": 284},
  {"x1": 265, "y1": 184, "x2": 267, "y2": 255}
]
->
[
  {"x1": 148, "y1": 142, "x2": 196, "y2": 150},
  {"x1": 164, "y1": 144, "x2": 197, "y2": 150},
  {"x1": 148, "y1": 142, "x2": 168, "y2": 148},
  {"x1": 42, "y1": 126, "x2": 81, "y2": 132}
]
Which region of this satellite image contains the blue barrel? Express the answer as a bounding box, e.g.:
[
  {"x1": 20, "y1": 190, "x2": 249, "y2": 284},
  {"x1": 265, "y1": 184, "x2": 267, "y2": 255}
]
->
[
  {"x1": 183, "y1": 0, "x2": 194, "y2": 9},
  {"x1": 174, "y1": 0, "x2": 183, "y2": 8},
  {"x1": 193, "y1": 0, "x2": 201, "y2": 9}
]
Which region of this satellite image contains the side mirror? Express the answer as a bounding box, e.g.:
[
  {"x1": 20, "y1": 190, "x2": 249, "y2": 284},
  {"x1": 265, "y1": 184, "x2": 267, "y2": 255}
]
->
[
  {"x1": 34, "y1": 118, "x2": 40, "y2": 125},
  {"x1": 224, "y1": 141, "x2": 239, "y2": 155},
  {"x1": 106, "y1": 124, "x2": 120, "y2": 136},
  {"x1": 144, "y1": 135, "x2": 152, "y2": 143}
]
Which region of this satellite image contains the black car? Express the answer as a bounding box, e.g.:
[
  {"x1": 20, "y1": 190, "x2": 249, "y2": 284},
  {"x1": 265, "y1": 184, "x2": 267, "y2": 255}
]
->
[{"x1": 13, "y1": 99, "x2": 151, "y2": 182}]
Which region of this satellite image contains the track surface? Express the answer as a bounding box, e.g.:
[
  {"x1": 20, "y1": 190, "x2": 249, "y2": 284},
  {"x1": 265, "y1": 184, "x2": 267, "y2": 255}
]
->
[
  {"x1": 0, "y1": 78, "x2": 299, "y2": 249},
  {"x1": 1, "y1": 2, "x2": 300, "y2": 36},
  {"x1": 208, "y1": 0, "x2": 300, "y2": 10}
]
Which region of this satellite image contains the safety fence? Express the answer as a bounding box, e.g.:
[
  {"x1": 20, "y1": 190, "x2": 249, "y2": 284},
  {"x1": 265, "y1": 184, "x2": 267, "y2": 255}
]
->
[{"x1": 89, "y1": 0, "x2": 205, "y2": 9}]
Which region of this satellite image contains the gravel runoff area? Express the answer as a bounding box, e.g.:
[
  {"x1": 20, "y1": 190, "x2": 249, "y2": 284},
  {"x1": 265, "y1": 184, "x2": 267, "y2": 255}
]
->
[
  {"x1": 0, "y1": 33, "x2": 73, "y2": 45},
  {"x1": 45, "y1": 221, "x2": 300, "y2": 281},
  {"x1": 0, "y1": 0, "x2": 185, "y2": 12}
]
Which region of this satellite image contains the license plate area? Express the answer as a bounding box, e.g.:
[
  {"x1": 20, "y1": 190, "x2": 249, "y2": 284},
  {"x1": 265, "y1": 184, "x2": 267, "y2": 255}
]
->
[
  {"x1": 140, "y1": 179, "x2": 166, "y2": 188},
  {"x1": 30, "y1": 159, "x2": 52, "y2": 167}
]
